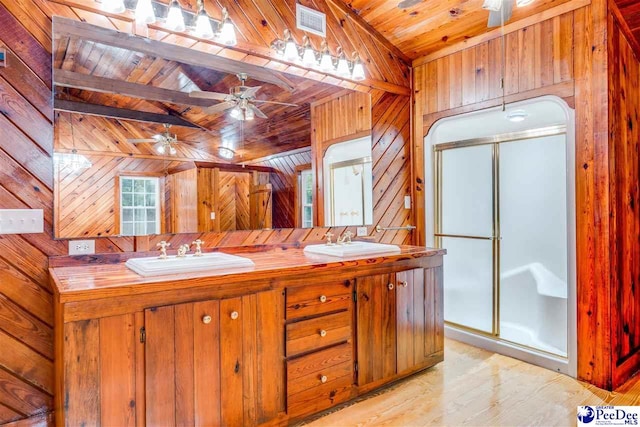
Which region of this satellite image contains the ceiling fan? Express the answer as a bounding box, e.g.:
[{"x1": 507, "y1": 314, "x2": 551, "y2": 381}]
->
[
  {"x1": 483, "y1": 0, "x2": 534, "y2": 28},
  {"x1": 189, "y1": 73, "x2": 299, "y2": 121},
  {"x1": 127, "y1": 124, "x2": 199, "y2": 155}
]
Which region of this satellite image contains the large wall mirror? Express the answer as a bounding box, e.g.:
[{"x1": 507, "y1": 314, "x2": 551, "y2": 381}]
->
[{"x1": 52, "y1": 17, "x2": 373, "y2": 239}]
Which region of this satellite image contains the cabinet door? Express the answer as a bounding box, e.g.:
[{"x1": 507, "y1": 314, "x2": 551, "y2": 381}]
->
[
  {"x1": 396, "y1": 266, "x2": 444, "y2": 374},
  {"x1": 356, "y1": 273, "x2": 396, "y2": 386},
  {"x1": 145, "y1": 290, "x2": 285, "y2": 426}
]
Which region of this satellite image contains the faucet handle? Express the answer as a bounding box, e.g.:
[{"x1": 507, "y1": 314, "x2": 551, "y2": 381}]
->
[
  {"x1": 324, "y1": 232, "x2": 334, "y2": 246},
  {"x1": 344, "y1": 231, "x2": 354, "y2": 243},
  {"x1": 192, "y1": 239, "x2": 204, "y2": 257},
  {"x1": 157, "y1": 241, "x2": 170, "y2": 259},
  {"x1": 176, "y1": 243, "x2": 190, "y2": 258}
]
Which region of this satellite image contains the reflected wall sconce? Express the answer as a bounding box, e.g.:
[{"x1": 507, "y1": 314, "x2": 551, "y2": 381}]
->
[
  {"x1": 100, "y1": 0, "x2": 237, "y2": 45},
  {"x1": 271, "y1": 30, "x2": 366, "y2": 81}
]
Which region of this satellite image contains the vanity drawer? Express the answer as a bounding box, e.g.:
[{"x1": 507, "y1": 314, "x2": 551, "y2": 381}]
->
[
  {"x1": 287, "y1": 343, "x2": 354, "y2": 418},
  {"x1": 286, "y1": 280, "x2": 353, "y2": 320},
  {"x1": 286, "y1": 311, "x2": 352, "y2": 357}
]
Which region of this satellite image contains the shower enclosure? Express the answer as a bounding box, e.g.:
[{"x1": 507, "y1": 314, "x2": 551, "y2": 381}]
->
[{"x1": 426, "y1": 97, "x2": 576, "y2": 375}]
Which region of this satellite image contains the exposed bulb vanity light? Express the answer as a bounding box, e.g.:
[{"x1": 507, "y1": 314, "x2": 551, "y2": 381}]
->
[
  {"x1": 135, "y1": 0, "x2": 156, "y2": 24},
  {"x1": 351, "y1": 53, "x2": 365, "y2": 81},
  {"x1": 166, "y1": 0, "x2": 186, "y2": 32},
  {"x1": 218, "y1": 8, "x2": 237, "y2": 46},
  {"x1": 301, "y1": 36, "x2": 317, "y2": 67},
  {"x1": 103, "y1": 0, "x2": 125, "y2": 13},
  {"x1": 194, "y1": 4, "x2": 214, "y2": 39},
  {"x1": 336, "y1": 47, "x2": 351, "y2": 77}
]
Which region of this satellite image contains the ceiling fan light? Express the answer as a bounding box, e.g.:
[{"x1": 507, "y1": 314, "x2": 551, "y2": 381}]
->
[
  {"x1": 230, "y1": 106, "x2": 243, "y2": 120},
  {"x1": 245, "y1": 107, "x2": 255, "y2": 121},
  {"x1": 157, "y1": 144, "x2": 166, "y2": 154},
  {"x1": 194, "y1": 9, "x2": 214, "y2": 39},
  {"x1": 218, "y1": 9, "x2": 237, "y2": 46},
  {"x1": 166, "y1": 0, "x2": 186, "y2": 32},
  {"x1": 218, "y1": 146, "x2": 235, "y2": 159},
  {"x1": 515, "y1": 0, "x2": 535, "y2": 6},
  {"x1": 351, "y1": 60, "x2": 365, "y2": 81},
  {"x1": 482, "y1": 0, "x2": 503, "y2": 11},
  {"x1": 135, "y1": 0, "x2": 156, "y2": 24},
  {"x1": 169, "y1": 146, "x2": 177, "y2": 155},
  {"x1": 103, "y1": 0, "x2": 125, "y2": 13}
]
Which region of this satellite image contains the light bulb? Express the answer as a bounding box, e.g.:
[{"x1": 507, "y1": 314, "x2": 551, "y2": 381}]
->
[
  {"x1": 244, "y1": 107, "x2": 255, "y2": 121},
  {"x1": 135, "y1": 0, "x2": 156, "y2": 24},
  {"x1": 284, "y1": 40, "x2": 299, "y2": 62},
  {"x1": 169, "y1": 146, "x2": 177, "y2": 155},
  {"x1": 516, "y1": 0, "x2": 535, "y2": 6},
  {"x1": 194, "y1": 9, "x2": 214, "y2": 39},
  {"x1": 103, "y1": 0, "x2": 125, "y2": 13},
  {"x1": 157, "y1": 144, "x2": 166, "y2": 154},
  {"x1": 320, "y1": 52, "x2": 333, "y2": 71},
  {"x1": 336, "y1": 55, "x2": 350, "y2": 77},
  {"x1": 351, "y1": 60, "x2": 365, "y2": 81},
  {"x1": 166, "y1": 0, "x2": 186, "y2": 32},
  {"x1": 302, "y1": 46, "x2": 317, "y2": 67},
  {"x1": 218, "y1": 9, "x2": 237, "y2": 46},
  {"x1": 230, "y1": 106, "x2": 243, "y2": 120}
]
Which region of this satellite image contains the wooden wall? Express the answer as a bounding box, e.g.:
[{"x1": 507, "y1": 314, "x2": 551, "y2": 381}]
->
[
  {"x1": 0, "y1": 1, "x2": 413, "y2": 422},
  {"x1": 413, "y1": 1, "x2": 634, "y2": 390},
  {"x1": 608, "y1": 9, "x2": 640, "y2": 389}
]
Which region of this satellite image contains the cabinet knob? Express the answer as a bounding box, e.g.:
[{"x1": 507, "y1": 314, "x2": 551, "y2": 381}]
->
[
  {"x1": 230, "y1": 311, "x2": 239, "y2": 320},
  {"x1": 401, "y1": 281, "x2": 408, "y2": 288},
  {"x1": 320, "y1": 375, "x2": 328, "y2": 384},
  {"x1": 388, "y1": 283, "x2": 394, "y2": 290},
  {"x1": 319, "y1": 329, "x2": 327, "y2": 337},
  {"x1": 319, "y1": 295, "x2": 327, "y2": 303},
  {"x1": 202, "y1": 315, "x2": 212, "y2": 324}
]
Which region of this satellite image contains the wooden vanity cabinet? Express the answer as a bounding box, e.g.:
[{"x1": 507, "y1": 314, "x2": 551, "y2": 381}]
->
[
  {"x1": 356, "y1": 265, "x2": 444, "y2": 389},
  {"x1": 144, "y1": 290, "x2": 285, "y2": 426}
]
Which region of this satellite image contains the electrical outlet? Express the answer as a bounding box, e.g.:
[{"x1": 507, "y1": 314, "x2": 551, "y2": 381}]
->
[
  {"x1": 69, "y1": 240, "x2": 95, "y2": 255},
  {"x1": 356, "y1": 226, "x2": 368, "y2": 237}
]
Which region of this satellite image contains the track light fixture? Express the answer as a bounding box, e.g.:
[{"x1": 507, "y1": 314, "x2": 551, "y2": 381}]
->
[
  {"x1": 271, "y1": 30, "x2": 366, "y2": 81},
  {"x1": 103, "y1": 0, "x2": 237, "y2": 46}
]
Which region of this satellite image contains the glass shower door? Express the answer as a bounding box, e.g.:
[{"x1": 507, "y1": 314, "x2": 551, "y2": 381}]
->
[{"x1": 437, "y1": 144, "x2": 495, "y2": 334}]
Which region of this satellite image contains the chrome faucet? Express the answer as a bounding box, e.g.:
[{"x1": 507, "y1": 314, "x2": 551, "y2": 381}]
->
[
  {"x1": 192, "y1": 239, "x2": 204, "y2": 257},
  {"x1": 157, "y1": 241, "x2": 170, "y2": 259},
  {"x1": 176, "y1": 243, "x2": 190, "y2": 258}
]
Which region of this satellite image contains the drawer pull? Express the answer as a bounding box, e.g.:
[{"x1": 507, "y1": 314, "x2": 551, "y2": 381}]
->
[
  {"x1": 401, "y1": 281, "x2": 408, "y2": 288},
  {"x1": 388, "y1": 283, "x2": 394, "y2": 290},
  {"x1": 319, "y1": 295, "x2": 327, "y2": 303},
  {"x1": 320, "y1": 375, "x2": 328, "y2": 384},
  {"x1": 319, "y1": 329, "x2": 327, "y2": 337},
  {"x1": 202, "y1": 315, "x2": 212, "y2": 324},
  {"x1": 230, "y1": 311, "x2": 239, "y2": 320}
]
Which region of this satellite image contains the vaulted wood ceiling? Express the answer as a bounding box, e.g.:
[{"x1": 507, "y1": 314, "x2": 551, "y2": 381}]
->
[
  {"x1": 337, "y1": 0, "x2": 575, "y2": 59},
  {"x1": 613, "y1": 0, "x2": 640, "y2": 51}
]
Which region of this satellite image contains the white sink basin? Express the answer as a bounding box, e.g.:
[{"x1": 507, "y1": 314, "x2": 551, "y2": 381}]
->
[
  {"x1": 303, "y1": 242, "x2": 401, "y2": 258},
  {"x1": 125, "y1": 252, "x2": 255, "y2": 277}
]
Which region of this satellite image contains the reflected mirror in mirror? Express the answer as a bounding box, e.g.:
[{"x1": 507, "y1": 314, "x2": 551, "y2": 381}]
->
[{"x1": 51, "y1": 18, "x2": 374, "y2": 239}]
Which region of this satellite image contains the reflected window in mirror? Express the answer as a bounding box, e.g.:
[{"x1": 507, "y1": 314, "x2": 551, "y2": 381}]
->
[
  {"x1": 119, "y1": 176, "x2": 161, "y2": 236},
  {"x1": 323, "y1": 136, "x2": 373, "y2": 226},
  {"x1": 298, "y1": 168, "x2": 314, "y2": 228}
]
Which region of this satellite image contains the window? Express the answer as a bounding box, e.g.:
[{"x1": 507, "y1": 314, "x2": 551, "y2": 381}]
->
[
  {"x1": 299, "y1": 169, "x2": 314, "y2": 228},
  {"x1": 120, "y1": 176, "x2": 160, "y2": 236}
]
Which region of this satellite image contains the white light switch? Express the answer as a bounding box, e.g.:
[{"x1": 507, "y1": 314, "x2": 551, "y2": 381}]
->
[
  {"x1": 0, "y1": 209, "x2": 44, "y2": 234},
  {"x1": 210, "y1": 212, "x2": 216, "y2": 220},
  {"x1": 404, "y1": 195, "x2": 412, "y2": 209}
]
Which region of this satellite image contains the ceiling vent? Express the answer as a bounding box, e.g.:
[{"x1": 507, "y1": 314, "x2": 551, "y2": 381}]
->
[{"x1": 296, "y1": 4, "x2": 326, "y2": 37}]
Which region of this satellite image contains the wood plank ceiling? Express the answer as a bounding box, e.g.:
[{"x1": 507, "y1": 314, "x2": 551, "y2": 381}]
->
[
  {"x1": 337, "y1": 0, "x2": 575, "y2": 59},
  {"x1": 613, "y1": 0, "x2": 640, "y2": 52}
]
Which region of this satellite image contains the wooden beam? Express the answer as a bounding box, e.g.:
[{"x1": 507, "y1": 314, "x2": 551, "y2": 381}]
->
[
  {"x1": 193, "y1": 161, "x2": 275, "y2": 173},
  {"x1": 324, "y1": 0, "x2": 412, "y2": 65},
  {"x1": 412, "y1": 0, "x2": 592, "y2": 66},
  {"x1": 54, "y1": 70, "x2": 216, "y2": 108},
  {"x1": 52, "y1": 16, "x2": 296, "y2": 91},
  {"x1": 53, "y1": 99, "x2": 200, "y2": 128}
]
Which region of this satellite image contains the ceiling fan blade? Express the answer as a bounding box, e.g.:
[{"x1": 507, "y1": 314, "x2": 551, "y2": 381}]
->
[
  {"x1": 248, "y1": 103, "x2": 268, "y2": 119},
  {"x1": 189, "y1": 91, "x2": 230, "y2": 101},
  {"x1": 487, "y1": 0, "x2": 512, "y2": 27},
  {"x1": 252, "y1": 100, "x2": 299, "y2": 107},
  {"x1": 179, "y1": 139, "x2": 203, "y2": 144},
  {"x1": 127, "y1": 138, "x2": 158, "y2": 143},
  {"x1": 205, "y1": 101, "x2": 237, "y2": 115},
  {"x1": 240, "y1": 86, "x2": 262, "y2": 99}
]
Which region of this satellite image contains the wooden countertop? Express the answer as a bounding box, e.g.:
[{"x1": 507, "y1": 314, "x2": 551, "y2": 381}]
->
[{"x1": 50, "y1": 245, "x2": 445, "y2": 303}]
